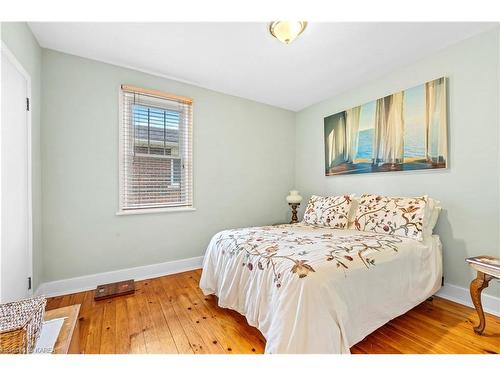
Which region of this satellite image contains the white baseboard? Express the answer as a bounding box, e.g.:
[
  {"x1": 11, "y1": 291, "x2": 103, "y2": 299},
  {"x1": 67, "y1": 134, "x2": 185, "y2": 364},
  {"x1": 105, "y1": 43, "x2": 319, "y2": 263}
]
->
[
  {"x1": 435, "y1": 283, "x2": 500, "y2": 317},
  {"x1": 36, "y1": 258, "x2": 500, "y2": 318},
  {"x1": 36, "y1": 256, "x2": 204, "y2": 298}
]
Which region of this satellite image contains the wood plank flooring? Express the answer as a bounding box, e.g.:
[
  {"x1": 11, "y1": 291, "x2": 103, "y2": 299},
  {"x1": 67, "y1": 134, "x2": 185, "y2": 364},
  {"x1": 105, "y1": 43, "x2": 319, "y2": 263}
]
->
[{"x1": 46, "y1": 269, "x2": 500, "y2": 354}]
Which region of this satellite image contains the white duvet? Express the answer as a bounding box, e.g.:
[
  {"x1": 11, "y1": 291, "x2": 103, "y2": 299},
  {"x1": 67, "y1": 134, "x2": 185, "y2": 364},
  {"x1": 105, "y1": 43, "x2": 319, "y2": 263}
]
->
[{"x1": 200, "y1": 223, "x2": 442, "y2": 353}]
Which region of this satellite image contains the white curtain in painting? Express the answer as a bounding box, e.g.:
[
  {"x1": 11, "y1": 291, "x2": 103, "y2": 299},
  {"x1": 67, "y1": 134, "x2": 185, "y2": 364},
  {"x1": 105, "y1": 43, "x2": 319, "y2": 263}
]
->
[
  {"x1": 345, "y1": 107, "x2": 361, "y2": 163},
  {"x1": 373, "y1": 92, "x2": 405, "y2": 165},
  {"x1": 327, "y1": 114, "x2": 347, "y2": 168},
  {"x1": 327, "y1": 129, "x2": 335, "y2": 167},
  {"x1": 425, "y1": 78, "x2": 447, "y2": 164}
]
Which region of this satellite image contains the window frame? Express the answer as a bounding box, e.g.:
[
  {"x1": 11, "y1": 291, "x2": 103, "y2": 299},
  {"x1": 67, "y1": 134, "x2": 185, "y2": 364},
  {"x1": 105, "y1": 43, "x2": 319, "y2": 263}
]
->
[{"x1": 117, "y1": 86, "x2": 194, "y2": 215}]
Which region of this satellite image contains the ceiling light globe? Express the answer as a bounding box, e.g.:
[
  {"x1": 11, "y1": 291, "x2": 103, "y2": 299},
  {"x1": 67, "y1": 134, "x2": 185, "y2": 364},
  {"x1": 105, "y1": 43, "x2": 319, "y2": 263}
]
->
[{"x1": 269, "y1": 21, "x2": 307, "y2": 45}]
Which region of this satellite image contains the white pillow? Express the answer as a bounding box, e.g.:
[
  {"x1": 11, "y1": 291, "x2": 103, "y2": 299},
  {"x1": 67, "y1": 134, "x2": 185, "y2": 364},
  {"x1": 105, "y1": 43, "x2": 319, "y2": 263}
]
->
[{"x1": 423, "y1": 198, "x2": 441, "y2": 239}]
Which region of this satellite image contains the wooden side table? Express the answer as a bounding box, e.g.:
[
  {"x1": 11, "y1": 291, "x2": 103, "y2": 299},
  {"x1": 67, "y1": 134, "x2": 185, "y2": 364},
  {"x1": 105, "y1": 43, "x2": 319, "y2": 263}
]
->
[
  {"x1": 44, "y1": 304, "x2": 81, "y2": 354},
  {"x1": 466, "y1": 256, "x2": 500, "y2": 335}
]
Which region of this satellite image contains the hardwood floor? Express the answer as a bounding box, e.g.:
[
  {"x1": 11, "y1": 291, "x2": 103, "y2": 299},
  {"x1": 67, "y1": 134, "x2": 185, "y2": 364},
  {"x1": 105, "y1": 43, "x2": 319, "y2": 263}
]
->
[{"x1": 46, "y1": 269, "x2": 500, "y2": 354}]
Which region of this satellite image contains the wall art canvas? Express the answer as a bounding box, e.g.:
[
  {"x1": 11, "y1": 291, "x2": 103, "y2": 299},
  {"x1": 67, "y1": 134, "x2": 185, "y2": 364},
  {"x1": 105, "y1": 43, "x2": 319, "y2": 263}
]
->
[{"x1": 324, "y1": 77, "x2": 447, "y2": 176}]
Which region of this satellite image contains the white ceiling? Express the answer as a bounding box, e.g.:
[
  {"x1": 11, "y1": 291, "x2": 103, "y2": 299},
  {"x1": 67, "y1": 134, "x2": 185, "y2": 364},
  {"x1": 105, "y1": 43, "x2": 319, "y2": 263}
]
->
[{"x1": 29, "y1": 22, "x2": 496, "y2": 111}]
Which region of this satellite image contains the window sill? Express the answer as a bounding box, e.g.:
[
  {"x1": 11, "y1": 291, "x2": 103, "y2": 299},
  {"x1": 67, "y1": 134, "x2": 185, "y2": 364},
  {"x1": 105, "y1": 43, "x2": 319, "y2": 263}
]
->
[{"x1": 116, "y1": 207, "x2": 196, "y2": 216}]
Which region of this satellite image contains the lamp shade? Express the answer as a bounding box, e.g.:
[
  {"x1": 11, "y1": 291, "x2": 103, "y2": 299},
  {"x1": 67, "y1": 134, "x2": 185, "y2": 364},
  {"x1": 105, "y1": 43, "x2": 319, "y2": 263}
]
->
[{"x1": 286, "y1": 190, "x2": 303, "y2": 204}]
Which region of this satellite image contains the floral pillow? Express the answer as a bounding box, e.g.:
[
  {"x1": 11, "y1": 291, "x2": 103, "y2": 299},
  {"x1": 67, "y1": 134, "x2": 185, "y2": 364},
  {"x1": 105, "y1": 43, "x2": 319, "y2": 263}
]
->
[
  {"x1": 353, "y1": 194, "x2": 428, "y2": 241},
  {"x1": 303, "y1": 195, "x2": 353, "y2": 229}
]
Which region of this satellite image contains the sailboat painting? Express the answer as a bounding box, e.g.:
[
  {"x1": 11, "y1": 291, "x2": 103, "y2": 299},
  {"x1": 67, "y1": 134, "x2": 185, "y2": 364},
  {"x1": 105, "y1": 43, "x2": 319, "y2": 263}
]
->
[{"x1": 324, "y1": 77, "x2": 447, "y2": 176}]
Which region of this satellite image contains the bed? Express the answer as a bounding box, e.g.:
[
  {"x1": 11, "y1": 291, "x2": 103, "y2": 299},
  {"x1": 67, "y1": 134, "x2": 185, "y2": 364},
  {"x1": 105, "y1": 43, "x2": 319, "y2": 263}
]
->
[{"x1": 199, "y1": 196, "x2": 443, "y2": 354}]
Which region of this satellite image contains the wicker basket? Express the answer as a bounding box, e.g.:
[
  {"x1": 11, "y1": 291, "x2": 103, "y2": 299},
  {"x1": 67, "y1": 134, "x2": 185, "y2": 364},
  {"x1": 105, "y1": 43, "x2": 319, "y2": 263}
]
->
[{"x1": 0, "y1": 296, "x2": 47, "y2": 354}]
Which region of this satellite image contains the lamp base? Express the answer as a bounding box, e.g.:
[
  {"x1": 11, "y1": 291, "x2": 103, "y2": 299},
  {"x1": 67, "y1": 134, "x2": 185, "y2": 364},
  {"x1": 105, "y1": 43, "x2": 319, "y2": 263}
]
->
[{"x1": 289, "y1": 203, "x2": 300, "y2": 224}]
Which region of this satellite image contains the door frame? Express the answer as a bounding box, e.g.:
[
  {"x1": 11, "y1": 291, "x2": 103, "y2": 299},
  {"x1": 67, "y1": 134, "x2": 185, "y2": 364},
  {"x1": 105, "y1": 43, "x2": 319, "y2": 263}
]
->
[{"x1": 0, "y1": 41, "x2": 33, "y2": 300}]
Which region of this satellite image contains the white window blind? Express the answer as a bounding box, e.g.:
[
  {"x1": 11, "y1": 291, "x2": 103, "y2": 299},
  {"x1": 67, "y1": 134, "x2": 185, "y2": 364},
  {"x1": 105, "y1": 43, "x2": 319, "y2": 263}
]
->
[{"x1": 119, "y1": 85, "x2": 193, "y2": 212}]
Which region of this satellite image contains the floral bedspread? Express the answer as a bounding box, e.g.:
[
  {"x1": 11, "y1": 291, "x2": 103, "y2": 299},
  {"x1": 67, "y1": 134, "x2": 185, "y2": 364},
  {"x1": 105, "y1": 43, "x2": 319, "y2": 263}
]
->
[
  {"x1": 200, "y1": 223, "x2": 442, "y2": 354},
  {"x1": 215, "y1": 225, "x2": 403, "y2": 286}
]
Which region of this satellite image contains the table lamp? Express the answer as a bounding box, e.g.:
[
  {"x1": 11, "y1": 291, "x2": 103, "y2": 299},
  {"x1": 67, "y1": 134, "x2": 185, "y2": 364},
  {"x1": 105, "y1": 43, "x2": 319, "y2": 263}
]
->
[{"x1": 286, "y1": 190, "x2": 302, "y2": 224}]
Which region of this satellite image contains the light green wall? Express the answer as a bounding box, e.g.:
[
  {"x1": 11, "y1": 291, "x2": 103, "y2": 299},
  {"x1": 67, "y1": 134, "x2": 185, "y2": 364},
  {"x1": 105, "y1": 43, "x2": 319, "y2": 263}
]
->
[
  {"x1": 3, "y1": 22, "x2": 500, "y2": 299},
  {"x1": 1, "y1": 22, "x2": 43, "y2": 290},
  {"x1": 295, "y1": 27, "x2": 500, "y2": 298},
  {"x1": 41, "y1": 49, "x2": 295, "y2": 282}
]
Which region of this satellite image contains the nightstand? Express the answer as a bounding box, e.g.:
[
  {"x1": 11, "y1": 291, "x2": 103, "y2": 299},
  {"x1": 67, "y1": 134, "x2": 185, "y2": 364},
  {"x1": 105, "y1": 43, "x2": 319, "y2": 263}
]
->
[{"x1": 466, "y1": 256, "x2": 500, "y2": 335}]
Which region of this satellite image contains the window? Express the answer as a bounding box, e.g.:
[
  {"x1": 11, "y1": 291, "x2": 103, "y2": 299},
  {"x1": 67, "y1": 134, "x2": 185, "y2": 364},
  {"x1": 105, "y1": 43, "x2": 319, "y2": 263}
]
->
[{"x1": 119, "y1": 85, "x2": 193, "y2": 213}]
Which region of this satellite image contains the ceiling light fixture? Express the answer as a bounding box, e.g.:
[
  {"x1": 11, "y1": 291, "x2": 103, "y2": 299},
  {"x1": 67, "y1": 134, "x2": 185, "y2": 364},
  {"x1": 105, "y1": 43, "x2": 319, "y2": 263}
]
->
[{"x1": 269, "y1": 21, "x2": 307, "y2": 45}]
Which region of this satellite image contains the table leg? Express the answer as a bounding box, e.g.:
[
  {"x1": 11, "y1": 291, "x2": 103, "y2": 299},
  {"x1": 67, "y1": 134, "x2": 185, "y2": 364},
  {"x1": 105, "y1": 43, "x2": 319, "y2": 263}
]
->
[{"x1": 469, "y1": 271, "x2": 493, "y2": 335}]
